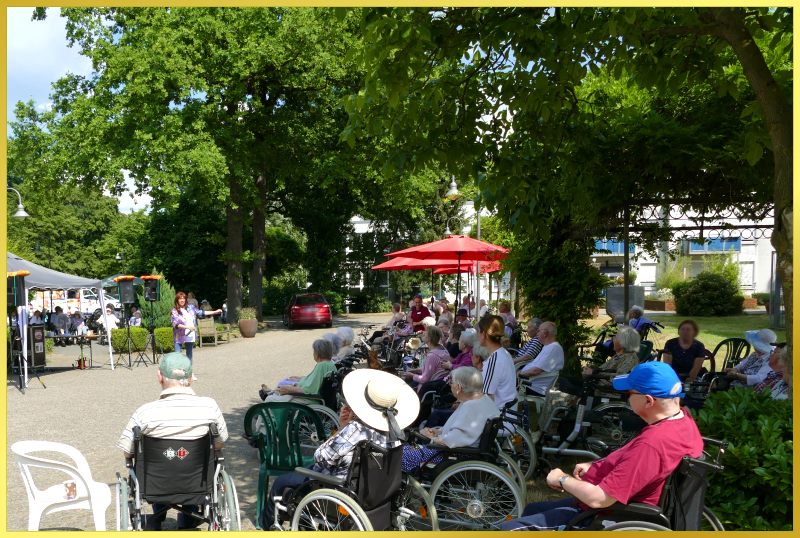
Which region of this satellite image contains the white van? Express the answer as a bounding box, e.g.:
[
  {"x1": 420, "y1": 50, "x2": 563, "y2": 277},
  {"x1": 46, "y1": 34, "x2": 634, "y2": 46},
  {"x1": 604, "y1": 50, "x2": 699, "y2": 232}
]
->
[{"x1": 30, "y1": 288, "x2": 122, "y2": 315}]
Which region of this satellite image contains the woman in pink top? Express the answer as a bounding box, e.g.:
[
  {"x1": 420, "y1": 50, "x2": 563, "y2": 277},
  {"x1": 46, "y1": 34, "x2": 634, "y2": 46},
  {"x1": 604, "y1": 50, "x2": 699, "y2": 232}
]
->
[{"x1": 404, "y1": 325, "x2": 449, "y2": 393}]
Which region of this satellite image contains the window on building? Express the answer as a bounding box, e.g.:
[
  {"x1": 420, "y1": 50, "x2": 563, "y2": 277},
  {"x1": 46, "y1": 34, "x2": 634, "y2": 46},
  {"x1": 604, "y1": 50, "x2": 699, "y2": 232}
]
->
[
  {"x1": 689, "y1": 237, "x2": 741, "y2": 253},
  {"x1": 594, "y1": 239, "x2": 635, "y2": 255}
]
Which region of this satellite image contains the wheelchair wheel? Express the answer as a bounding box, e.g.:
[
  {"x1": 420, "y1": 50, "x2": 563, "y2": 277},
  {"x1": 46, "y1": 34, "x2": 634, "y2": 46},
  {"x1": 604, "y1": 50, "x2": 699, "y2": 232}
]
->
[
  {"x1": 430, "y1": 460, "x2": 524, "y2": 530},
  {"x1": 701, "y1": 507, "x2": 725, "y2": 531},
  {"x1": 116, "y1": 473, "x2": 130, "y2": 531},
  {"x1": 496, "y1": 451, "x2": 527, "y2": 494},
  {"x1": 499, "y1": 428, "x2": 536, "y2": 483},
  {"x1": 587, "y1": 404, "x2": 646, "y2": 455},
  {"x1": 603, "y1": 521, "x2": 671, "y2": 531},
  {"x1": 296, "y1": 405, "x2": 337, "y2": 457},
  {"x1": 290, "y1": 488, "x2": 373, "y2": 531},
  {"x1": 212, "y1": 469, "x2": 241, "y2": 530},
  {"x1": 309, "y1": 404, "x2": 339, "y2": 437},
  {"x1": 393, "y1": 475, "x2": 439, "y2": 530}
]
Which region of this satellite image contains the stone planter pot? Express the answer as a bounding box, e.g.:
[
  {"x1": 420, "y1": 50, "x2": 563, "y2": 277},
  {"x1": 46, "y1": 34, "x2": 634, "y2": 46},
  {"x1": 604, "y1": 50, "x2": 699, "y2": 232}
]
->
[
  {"x1": 742, "y1": 298, "x2": 758, "y2": 309},
  {"x1": 238, "y1": 319, "x2": 258, "y2": 338}
]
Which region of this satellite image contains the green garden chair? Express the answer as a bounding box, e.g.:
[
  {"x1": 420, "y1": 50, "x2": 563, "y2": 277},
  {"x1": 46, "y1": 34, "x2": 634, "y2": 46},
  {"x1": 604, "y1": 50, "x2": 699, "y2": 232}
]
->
[{"x1": 243, "y1": 402, "x2": 327, "y2": 529}]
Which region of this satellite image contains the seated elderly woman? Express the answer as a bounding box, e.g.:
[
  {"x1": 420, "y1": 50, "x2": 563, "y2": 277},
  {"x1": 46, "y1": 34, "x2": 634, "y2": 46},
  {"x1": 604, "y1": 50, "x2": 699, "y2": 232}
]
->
[
  {"x1": 445, "y1": 323, "x2": 465, "y2": 358},
  {"x1": 259, "y1": 339, "x2": 337, "y2": 402},
  {"x1": 322, "y1": 332, "x2": 342, "y2": 357},
  {"x1": 424, "y1": 344, "x2": 492, "y2": 428},
  {"x1": 436, "y1": 317, "x2": 451, "y2": 343},
  {"x1": 724, "y1": 329, "x2": 777, "y2": 387},
  {"x1": 335, "y1": 326, "x2": 355, "y2": 362},
  {"x1": 368, "y1": 303, "x2": 405, "y2": 344},
  {"x1": 560, "y1": 326, "x2": 641, "y2": 396},
  {"x1": 403, "y1": 325, "x2": 450, "y2": 393},
  {"x1": 402, "y1": 367, "x2": 500, "y2": 473},
  {"x1": 414, "y1": 329, "x2": 478, "y2": 426},
  {"x1": 753, "y1": 344, "x2": 789, "y2": 400},
  {"x1": 263, "y1": 369, "x2": 419, "y2": 529}
]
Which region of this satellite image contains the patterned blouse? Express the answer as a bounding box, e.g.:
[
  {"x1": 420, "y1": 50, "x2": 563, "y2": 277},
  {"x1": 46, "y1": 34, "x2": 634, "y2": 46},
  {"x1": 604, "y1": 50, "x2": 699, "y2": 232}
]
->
[
  {"x1": 313, "y1": 419, "x2": 400, "y2": 478},
  {"x1": 172, "y1": 305, "x2": 202, "y2": 345},
  {"x1": 754, "y1": 370, "x2": 789, "y2": 400}
]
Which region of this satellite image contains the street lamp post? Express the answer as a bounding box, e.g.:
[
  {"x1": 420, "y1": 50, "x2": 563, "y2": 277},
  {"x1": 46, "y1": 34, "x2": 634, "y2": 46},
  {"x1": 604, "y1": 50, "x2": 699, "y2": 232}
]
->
[
  {"x1": 7, "y1": 187, "x2": 30, "y2": 219},
  {"x1": 443, "y1": 179, "x2": 483, "y2": 315}
]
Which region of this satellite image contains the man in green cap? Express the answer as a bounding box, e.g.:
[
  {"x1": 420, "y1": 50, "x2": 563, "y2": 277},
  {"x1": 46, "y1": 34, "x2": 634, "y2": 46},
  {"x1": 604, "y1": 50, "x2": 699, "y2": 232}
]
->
[{"x1": 117, "y1": 352, "x2": 228, "y2": 530}]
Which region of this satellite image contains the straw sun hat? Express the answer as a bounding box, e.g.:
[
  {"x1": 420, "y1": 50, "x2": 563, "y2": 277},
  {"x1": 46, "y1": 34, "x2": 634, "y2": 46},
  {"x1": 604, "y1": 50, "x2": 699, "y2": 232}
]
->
[{"x1": 342, "y1": 369, "x2": 420, "y2": 438}]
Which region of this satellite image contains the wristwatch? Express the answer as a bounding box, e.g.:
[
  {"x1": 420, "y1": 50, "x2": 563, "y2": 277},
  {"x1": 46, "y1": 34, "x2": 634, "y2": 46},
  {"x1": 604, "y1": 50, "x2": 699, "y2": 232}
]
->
[{"x1": 558, "y1": 474, "x2": 570, "y2": 490}]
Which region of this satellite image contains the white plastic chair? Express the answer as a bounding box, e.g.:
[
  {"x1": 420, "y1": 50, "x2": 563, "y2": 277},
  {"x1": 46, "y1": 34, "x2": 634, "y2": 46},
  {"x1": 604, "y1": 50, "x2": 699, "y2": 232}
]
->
[{"x1": 10, "y1": 440, "x2": 111, "y2": 531}]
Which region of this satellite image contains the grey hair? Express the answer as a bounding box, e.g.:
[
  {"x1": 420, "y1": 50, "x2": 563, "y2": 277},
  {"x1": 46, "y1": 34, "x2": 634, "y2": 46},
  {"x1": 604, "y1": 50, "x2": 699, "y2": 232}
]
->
[
  {"x1": 437, "y1": 318, "x2": 451, "y2": 328},
  {"x1": 336, "y1": 326, "x2": 354, "y2": 346},
  {"x1": 459, "y1": 328, "x2": 477, "y2": 347},
  {"x1": 426, "y1": 325, "x2": 443, "y2": 346},
  {"x1": 450, "y1": 366, "x2": 484, "y2": 394},
  {"x1": 629, "y1": 305, "x2": 644, "y2": 317},
  {"x1": 472, "y1": 344, "x2": 491, "y2": 360},
  {"x1": 312, "y1": 338, "x2": 335, "y2": 360},
  {"x1": 321, "y1": 334, "x2": 340, "y2": 355},
  {"x1": 393, "y1": 303, "x2": 402, "y2": 312},
  {"x1": 539, "y1": 321, "x2": 557, "y2": 337},
  {"x1": 528, "y1": 317, "x2": 543, "y2": 329},
  {"x1": 615, "y1": 326, "x2": 641, "y2": 354}
]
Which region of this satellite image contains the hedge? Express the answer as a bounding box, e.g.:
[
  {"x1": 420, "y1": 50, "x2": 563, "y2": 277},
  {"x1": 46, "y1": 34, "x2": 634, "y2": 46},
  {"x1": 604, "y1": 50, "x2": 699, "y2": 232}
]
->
[{"x1": 110, "y1": 327, "x2": 149, "y2": 352}]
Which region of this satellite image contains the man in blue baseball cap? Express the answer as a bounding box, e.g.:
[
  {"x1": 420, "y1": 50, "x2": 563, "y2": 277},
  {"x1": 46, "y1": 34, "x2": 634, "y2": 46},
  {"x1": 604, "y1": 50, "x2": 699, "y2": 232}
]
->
[{"x1": 503, "y1": 361, "x2": 703, "y2": 531}]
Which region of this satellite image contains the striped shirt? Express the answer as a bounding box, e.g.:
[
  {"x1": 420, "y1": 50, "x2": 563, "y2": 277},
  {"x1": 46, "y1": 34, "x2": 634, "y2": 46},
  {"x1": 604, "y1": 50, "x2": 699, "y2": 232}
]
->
[
  {"x1": 116, "y1": 386, "x2": 228, "y2": 455},
  {"x1": 518, "y1": 337, "x2": 544, "y2": 362}
]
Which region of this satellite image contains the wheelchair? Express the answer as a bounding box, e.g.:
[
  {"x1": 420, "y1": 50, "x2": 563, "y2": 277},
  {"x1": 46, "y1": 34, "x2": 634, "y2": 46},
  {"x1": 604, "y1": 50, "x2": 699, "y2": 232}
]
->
[
  {"x1": 406, "y1": 416, "x2": 526, "y2": 530},
  {"x1": 271, "y1": 440, "x2": 438, "y2": 531},
  {"x1": 116, "y1": 424, "x2": 240, "y2": 530},
  {"x1": 562, "y1": 437, "x2": 727, "y2": 531},
  {"x1": 533, "y1": 376, "x2": 645, "y2": 473}
]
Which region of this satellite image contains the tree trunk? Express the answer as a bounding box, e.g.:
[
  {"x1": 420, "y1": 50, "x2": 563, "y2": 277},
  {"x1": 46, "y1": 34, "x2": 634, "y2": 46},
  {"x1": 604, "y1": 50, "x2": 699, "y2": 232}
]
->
[
  {"x1": 249, "y1": 173, "x2": 267, "y2": 321},
  {"x1": 225, "y1": 177, "x2": 244, "y2": 323},
  {"x1": 710, "y1": 7, "x2": 793, "y2": 386}
]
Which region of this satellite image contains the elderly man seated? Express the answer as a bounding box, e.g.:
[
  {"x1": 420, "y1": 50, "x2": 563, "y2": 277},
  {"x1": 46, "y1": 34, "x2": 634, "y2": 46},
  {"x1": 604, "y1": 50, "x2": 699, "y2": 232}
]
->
[
  {"x1": 514, "y1": 318, "x2": 544, "y2": 365},
  {"x1": 264, "y1": 369, "x2": 419, "y2": 529},
  {"x1": 518, "y1": 321, "x2": 564, "y2": 397},
  {"x1": 503, "y1": 361, "x2": 703, "y2": 531},
  {"x1": 117, "y1": 353, "x2": 228, "y2": 530}
]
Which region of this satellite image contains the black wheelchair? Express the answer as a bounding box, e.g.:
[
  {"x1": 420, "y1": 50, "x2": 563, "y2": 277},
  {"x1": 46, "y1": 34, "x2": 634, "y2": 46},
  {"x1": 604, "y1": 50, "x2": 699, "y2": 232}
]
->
[
  {"x1": 271, "y1": 440, "x2": 438, "y2": 531},
  {"x1": 116, "y1": 424, "x2": 241, "y2": 531},
  {"x1": 405, "y1": 416, "x2": 526, "y2": 530},
  {"x1": 563, "y1": 437, "x2": 727, "y2": 531}
]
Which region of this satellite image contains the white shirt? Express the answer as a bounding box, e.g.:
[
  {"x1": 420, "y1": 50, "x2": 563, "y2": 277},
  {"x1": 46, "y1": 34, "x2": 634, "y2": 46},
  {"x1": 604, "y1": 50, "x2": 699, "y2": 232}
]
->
[
  {"x1": 482, "y1": 347, "x2": 517, "y2": 409},
  {"x1": 101, "y1": 312, "x2": 120, "y2": 330},
  {"x1": 521, "y1": 341, "x2": 564, "y2": 395},
  {"x1": 438, "y1": 395, "x2": 500, "y2": 448},
  {"x1": 117, "y1": 386, "x2": 228, "y2": 455}
]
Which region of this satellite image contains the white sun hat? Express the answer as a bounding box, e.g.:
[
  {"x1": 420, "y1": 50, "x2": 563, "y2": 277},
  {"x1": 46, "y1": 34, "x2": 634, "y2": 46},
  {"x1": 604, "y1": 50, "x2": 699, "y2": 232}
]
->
[{"x1": 342, "y1": 369, "x2": 420, "y2": 439}]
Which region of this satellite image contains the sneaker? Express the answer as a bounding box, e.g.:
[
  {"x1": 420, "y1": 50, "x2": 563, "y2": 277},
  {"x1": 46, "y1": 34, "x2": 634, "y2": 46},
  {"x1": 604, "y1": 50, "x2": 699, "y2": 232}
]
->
[{"x1": 259, "y1": 384, "x2": 271, "y2": 401}]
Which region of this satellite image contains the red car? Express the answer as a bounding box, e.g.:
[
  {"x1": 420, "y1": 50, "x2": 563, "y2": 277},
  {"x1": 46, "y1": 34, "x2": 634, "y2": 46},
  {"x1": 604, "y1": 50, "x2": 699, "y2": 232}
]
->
[{"x1": 283, "y1": 293, "x2": 333, "y2": 329}]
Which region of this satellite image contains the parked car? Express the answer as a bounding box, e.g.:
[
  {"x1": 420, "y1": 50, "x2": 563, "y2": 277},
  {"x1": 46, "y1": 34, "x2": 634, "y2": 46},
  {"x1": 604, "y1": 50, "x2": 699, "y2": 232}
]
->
[{"x1": 283, "y1": 293, "x2": 333, "y2": 329}]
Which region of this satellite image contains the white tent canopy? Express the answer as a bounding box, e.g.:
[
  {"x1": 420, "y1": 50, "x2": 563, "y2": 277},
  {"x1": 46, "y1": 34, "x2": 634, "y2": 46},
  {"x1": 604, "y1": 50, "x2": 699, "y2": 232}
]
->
[{"x1": 6, "y1": 252, "x2": 115, "y2": 384}]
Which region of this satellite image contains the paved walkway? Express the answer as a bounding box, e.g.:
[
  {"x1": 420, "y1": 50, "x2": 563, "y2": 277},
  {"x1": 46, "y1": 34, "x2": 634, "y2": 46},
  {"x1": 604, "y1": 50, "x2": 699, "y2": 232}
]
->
[{"x1": 6, "y1": 313, "x2": 386, "y2": 531}]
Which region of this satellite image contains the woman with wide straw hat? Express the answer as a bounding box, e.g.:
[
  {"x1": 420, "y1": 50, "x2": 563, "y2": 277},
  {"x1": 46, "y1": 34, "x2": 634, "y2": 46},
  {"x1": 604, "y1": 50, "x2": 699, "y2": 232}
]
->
[{"x1": 263, "y1": 369, "x2": 420, "y2": 529}]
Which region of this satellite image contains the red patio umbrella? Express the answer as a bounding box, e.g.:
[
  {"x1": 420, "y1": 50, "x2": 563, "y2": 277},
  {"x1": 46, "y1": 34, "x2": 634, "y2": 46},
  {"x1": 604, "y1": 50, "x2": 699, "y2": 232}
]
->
[
  {"x1": 371, "y1": 257, "x2": 462, "y2": 271},
  {"x1": 386, "y1": 235, "x2": 509, "y2": 301},
  {"x1": 433, "y1": 261, "x2": 502, "y2": 275}
]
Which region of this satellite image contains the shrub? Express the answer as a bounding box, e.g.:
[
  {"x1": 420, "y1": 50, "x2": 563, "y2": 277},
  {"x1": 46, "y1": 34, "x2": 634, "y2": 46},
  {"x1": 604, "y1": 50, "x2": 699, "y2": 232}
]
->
[
  {"x1": 694, "y1": 387, "x2": 792, "y2": 530},
  {"x1": 656, "y1": 255, "x2": 691, "y2": 291},
  {"x1": 753, "y1": 292, "x2": 771, "y2": 306},
  {"x1": 110, "y1": 327, "x2": 149, "y2": 352},
  {"x1": 45, "y1": 338, "x2": 54, "y2": 353},
  {"x1": 672, "y1": 272, "x2": 743, "y2": 316},
  {"x1": 154, "y1": 327, "x2": 174, "y2": 353},
  {"x1": 702, "y1": 253, "x2": 741, "y2": 289},
  {"x1": 319, "y1": 290, "x2": 344, "y2": 316},
  {"x1": 263, "y1": 281, "x2": 300, "y2": 316},
  {"x1": 239, "y1": 307, "x2": 257, "y2": 320},
  {"x1": 135, "y1": 272, "x2": 177, "y2": 328},
  {"x1": 349, "y1": 290, "x2": 392, "y2": 313}
]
